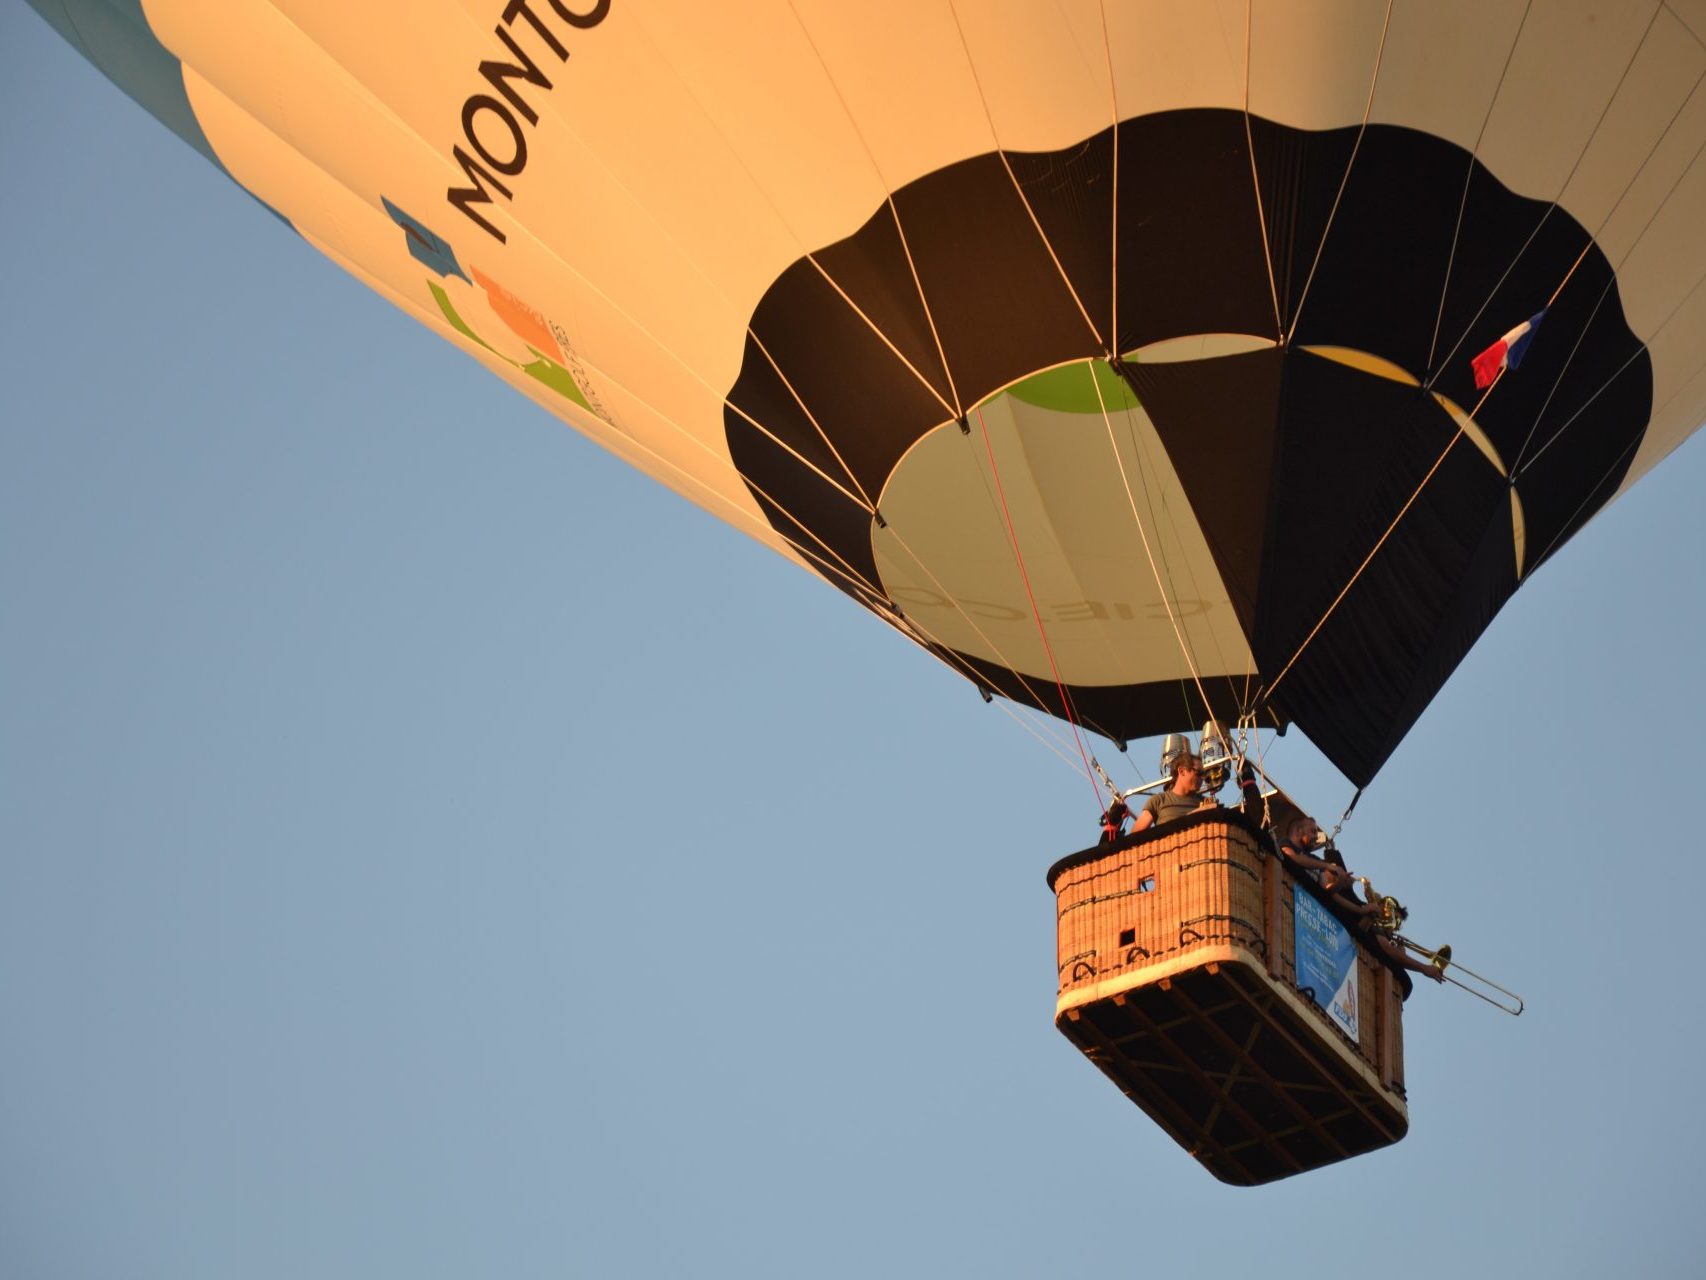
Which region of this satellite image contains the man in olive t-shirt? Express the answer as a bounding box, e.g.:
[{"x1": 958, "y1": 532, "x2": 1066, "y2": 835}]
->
[{"x1": 1130, "y1": 752, "x2": 1205, "y2": 833}]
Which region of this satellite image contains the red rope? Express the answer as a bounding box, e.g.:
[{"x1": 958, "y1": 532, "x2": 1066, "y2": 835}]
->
[{"x1": 975, "y1": 405, "x2": 1106, "y2": 811}]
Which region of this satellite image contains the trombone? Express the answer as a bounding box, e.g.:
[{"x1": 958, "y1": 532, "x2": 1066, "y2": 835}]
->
[
  {"x1": 1393, "y1": 936, "x2": 1525, "y2": 1016},
  {"x1": 1359, "y1": 878, "x2": 1524, "y2": 1016}
]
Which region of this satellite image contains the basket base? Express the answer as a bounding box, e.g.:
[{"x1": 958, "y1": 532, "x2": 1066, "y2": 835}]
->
[{"x1": 1057, "y1": 955, "x2": 1408, "y2": 1185}]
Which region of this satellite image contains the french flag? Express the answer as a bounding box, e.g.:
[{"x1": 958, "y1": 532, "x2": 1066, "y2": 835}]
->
[{"x1": 1471, "y1": 310, "x2": 1547, "y2": 389}]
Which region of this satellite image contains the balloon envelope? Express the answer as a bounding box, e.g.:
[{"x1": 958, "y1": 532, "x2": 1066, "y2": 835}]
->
[{"x1": 31, "y1": 0, "x2": 1706, "y2": 783}]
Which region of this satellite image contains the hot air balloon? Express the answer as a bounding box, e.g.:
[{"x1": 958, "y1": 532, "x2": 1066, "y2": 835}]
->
[{"x1": 29, "y1": 0, "x2": 1706, "y2": 1183}]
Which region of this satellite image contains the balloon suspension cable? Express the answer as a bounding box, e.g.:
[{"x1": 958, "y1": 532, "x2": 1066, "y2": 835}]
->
[
  {"x1": 1093, "y1": 357, "x2": 1224, "y2": 737},
  {"x1": 1232, "y1": 713, "x2": 1274, "y2": 829},
  {"x1": 1426, "y1": 1, "x2": 1655, "y2": 390},
  {"x1": 1004, "y1": 703, "x2": 1102, "y2": 778},
  {"x1": 1257, "y1": 368, "x2": 1503, "y2": 717},
  {"x1": 1095, "y1": 756, "x2": 1184, "y2": 804},
  {"x1": 973, "y1": 406, "x2": 1103, "y2": 812},
  {"x1": 1393, "y1": 935, "x2": 1525, "y2": 1016},
  {"x1": 1329, "y1": 787, "x2": 1363, "y2": 845},
  {"x1": 1265, "y1": 61, "x2": 1669, "y2": 731},
  {"x1": 1091, "y1": 757, "x2": 1123, "y2": 805}
]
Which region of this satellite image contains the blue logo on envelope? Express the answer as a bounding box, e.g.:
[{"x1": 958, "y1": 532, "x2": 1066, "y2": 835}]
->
[{"x1": 1295, "y1": 891, "x2": 1359, "y2": 1040}]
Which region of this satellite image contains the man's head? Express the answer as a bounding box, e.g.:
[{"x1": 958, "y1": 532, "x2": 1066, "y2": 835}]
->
[
  {"x1": 1170, "y1": 752, "x2": 1203, "y2": 790},
  {"x1": 1286, "y1": 815, "x2": 1321, "y2": 849}
]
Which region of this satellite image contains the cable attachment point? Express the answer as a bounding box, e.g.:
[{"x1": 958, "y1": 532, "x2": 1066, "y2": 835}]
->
[
  {"x1": 1104, "y1": 353, "x2": 1145, "y2": 402},
  {"x1": 957, "y1": 414, "x2": 970, "y2": 435},
  {"x1": 1091, "y1": 757, "x2": 1121, "y2": 802},
  {"x1": 1328, "y1": 786, "x2": 1363, "y2": 845},
  {"x1": 872, "y1": 508, "x2": 887, "y2": 529}
]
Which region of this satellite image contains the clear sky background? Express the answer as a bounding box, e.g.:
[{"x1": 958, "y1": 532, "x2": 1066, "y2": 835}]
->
[{"x1": 5, "y1": 9, "x2": 1705, "y2": 1278}]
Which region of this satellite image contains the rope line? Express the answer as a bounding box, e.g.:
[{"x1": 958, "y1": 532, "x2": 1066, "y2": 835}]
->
[
  {"x1": 785, "y1": 0, "x2": 963, "y2": 418},
  {"x1": 633, "y1": 6, "x2": 963, "y2": 431},
  {"x1": 872, "y1": 591, "x2": 1124, "y2": 784},
  {"x1": 466, "y1": 329, "x2": 885, "y2": 605},
  {"x1": 1259, "y1": 5, "x2": 1686, "y2": 712},
  {"x1": 1107, "y1": 377, "x2": 1246, "y2": 720},
  {"x1": 996, "y1": 149, "x2": 1106, "y2": 349},
  {"x1": 747, "y1": 332, "x2": 880, "y2": 511},
  {"x1": 885, "y1": 198, "x2": 964, "y2": 417},
  {"x1": 396, "y1": 277, "x2": 894, "y2": 609},
  {"x1": 1089, "y1": 360, "x2": 1222, "y2": 734},
  {"x1": 1513, "y1": 66, "x2": 1706, "y2": 474},
  {"x1": 1427, "y1": 1, "x2": 1662, "y2": 389},
  {"x1": 1100, "y1": 0, "x2": 1121, "y2": 347},
  {"x1": 974, "y1": 405, "x2": 1104, "y2": 806},
  {"x1": 944, "y1": 1, "x2": 1103, "y2": 346},
  {"x1": 837, "y1": 537, "x2": 1106, "y2": 786},
  {"x1": 952, "y1": 393, "x2": 1147, "y2": 711},
  {"x1": 1256, "y1": 376, "x2": 1503, "y2": 709},
  {"x1": 867, "y1": 595, "x2": 1076, "y2": 760},
  {"x1": 876, "y1": 504, "x2": 1100, "y2": 739},
  {"x1": 722, "y1": 394, "x2": 874, "y2": 512},
  {"x1": 1519, "y1": 246, "x2": 1706, "y2": 477},
  {"x1": 1523, "y1": 430, "x2": 1645, "y2": 572},
  {"x1": 996, "y1": 701, "x2": 1098, "y2": 775},
  {"x1": 944, "y1": 387, "x2": 1183, "y2": 740},
  {"x1": 418, "y1": 4, "x2": 890, "y2": 514},
  {"x1": 270, "y1": 0, "x2": 889, "y2": 531},
  {"x1": 1284, "y1": 0, "x2": 1395, "y2": 343},
  {"x1": 506, "y1": 4, "x2": 1158, "y2": 790},
  {"x1": 1426, "y1": 1, "x2": 1535, "y2": 373},
  {"x1": 1241, "y1": 0, "x2": 1285, "y2": 341},
  {"x1": 628, "y1": 9, "x2": 963, "y2": 435},
  {"x1": 802, "y1": 258, "x2": 958, "y2": 419}
]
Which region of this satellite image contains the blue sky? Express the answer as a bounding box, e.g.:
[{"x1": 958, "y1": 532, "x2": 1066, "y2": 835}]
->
[{"x1": 4, "y1": 9, "x2": 1705, "y2": 1277}]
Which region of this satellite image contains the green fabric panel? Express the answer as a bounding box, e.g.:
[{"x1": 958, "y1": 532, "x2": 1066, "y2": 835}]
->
[
  {"x1": 521, "y1": 359, "x2": 594, "y2": 412},
  {"x1": 999, "y1": 359, "x2": 1140, "y2": 415}
]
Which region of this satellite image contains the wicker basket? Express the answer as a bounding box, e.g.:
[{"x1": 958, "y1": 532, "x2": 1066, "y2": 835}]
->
[{"x1": 1048, "y1": 807, "x2": 1408, "y2": 1185}]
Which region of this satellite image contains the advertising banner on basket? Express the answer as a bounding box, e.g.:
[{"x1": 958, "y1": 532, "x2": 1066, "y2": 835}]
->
[{"x1": 1295, "y1": 892, "x2": 1359, "y2": 1040}]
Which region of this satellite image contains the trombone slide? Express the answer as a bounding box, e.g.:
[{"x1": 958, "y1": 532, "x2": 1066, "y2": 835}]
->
[{"x1": 1396, "y1": 936, "x2": 1524, "y2": 1016}]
